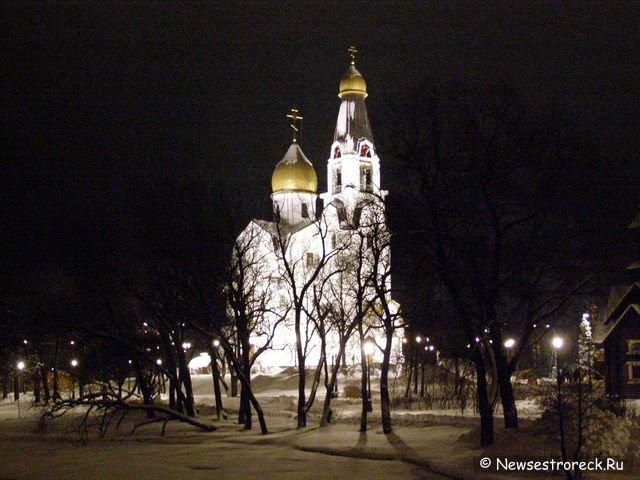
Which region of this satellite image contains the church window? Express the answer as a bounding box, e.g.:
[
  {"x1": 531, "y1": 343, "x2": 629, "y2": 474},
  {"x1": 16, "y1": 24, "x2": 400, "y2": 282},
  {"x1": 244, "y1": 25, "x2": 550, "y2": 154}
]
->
[
  {"x1": 331, "y1": 233, "x2": 337, "y2": 249},
  {"x1": 271, "y1": 236, "x2": 279, "y2": 252},
  {"x1": 353, "y1": 206, "x2": 363, "y2": 227},
  {"x1": 360, "y1": 165, "x2": 372, "y2": 192},
  {"x1": 279, "y1": 294, "x2": 288, "y2": 308},
  {"x1": 360, "y1": 144, "x2": 371, "y2": 157},
  {"x1": 334, "y1": 166, "x2": 342, "y2": 193},
  {"x1": 301, "y1": 203, "x2": 309, "y2": 218},
  {"x1": 306, "y1": 252, "x2": 318, "y2": 268},
  {"x1": 334, "y1": 146, "x2": 341, "y2": 158},
  {"x1": 627, "y1": 340, "x2": 640, "y2": 355},
  {"x1": 627, "y1": 361, "x2": 640, "y2": 383},
  {"x1": 337, "y1": 206, "x2": 347, "y2": 222}
]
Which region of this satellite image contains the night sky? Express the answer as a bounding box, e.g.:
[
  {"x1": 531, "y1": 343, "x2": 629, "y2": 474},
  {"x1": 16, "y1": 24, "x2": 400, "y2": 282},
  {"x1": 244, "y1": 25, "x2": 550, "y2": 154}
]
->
[{"x1": 2, "y1": 1, "x2": 639, "y2": 273}]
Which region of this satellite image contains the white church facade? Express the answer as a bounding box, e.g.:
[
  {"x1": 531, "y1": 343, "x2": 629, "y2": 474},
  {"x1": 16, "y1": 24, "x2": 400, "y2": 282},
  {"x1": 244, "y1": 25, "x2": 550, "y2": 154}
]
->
[{"x1": 232, "y1": 51, "x2": 402, "y2": 371}]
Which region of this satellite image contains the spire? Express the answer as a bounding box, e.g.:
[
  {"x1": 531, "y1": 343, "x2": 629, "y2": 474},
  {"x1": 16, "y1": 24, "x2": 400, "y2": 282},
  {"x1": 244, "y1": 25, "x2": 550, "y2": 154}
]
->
[{"x1": 334, "y1": 46, "x2": 373, "y2": 153}]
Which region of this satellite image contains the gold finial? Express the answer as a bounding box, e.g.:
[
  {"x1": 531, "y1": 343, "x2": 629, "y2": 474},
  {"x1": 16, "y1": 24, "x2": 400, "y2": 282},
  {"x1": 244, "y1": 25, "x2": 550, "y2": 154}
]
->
[
  {"x1": 348, "y1": 45, "x2": 358, "y2": 65},
  {"x1": 286, "y1": 108, "x2": 303, "y2": 143}
]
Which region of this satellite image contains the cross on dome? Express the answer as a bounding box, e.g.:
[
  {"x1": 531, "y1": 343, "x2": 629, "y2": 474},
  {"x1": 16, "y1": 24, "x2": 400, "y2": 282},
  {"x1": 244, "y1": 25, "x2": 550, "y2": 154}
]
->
[
  {"x1": 286, "y1": 108, "x2": 303, "y2": 143},
  {"x1": 348, "y1": 45, "x2": 358, "y2": 65}
]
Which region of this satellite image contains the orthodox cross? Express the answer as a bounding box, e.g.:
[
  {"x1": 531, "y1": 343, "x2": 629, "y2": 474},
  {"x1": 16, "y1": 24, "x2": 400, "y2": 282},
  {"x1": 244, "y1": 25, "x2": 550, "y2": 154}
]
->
[
  {"x1": 286, "y1": 108, "x2": 303, "y2": 143},
  {"x1": 348, "y1": 45, "x2": 358, "y2": 65}
]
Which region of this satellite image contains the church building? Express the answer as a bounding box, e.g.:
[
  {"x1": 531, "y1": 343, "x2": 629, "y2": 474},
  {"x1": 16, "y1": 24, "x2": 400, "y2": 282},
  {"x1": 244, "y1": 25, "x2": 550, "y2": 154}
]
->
[{"x1": 232, "y1": 49, "x2": 401, "y2": 370}]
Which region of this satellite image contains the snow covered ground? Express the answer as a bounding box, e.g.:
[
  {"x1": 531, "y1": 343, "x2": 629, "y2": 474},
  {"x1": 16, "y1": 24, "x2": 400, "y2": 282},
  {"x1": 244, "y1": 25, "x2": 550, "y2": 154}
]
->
[{"x1": 1, "y1": 372, "x2": 638, "y2": 479}]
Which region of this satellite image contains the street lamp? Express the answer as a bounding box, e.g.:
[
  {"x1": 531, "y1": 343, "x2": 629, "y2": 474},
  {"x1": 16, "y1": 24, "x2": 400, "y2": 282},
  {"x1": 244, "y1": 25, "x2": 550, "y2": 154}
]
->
[
  {"x1": 16, "y1": 361, "x2": 25, "y2": 418},
  {"x1": 504, "y1": 338, "x2": 515, "y2": 349},
  {"x1": 552, "y1": 335, "x2": 565, "y2": 444},
  {"x1": 552, "y1": 336, "x2": 564, "y2": 350},
  {"x1": 363, "y1": 337, "x2": 375, "y2": 412},
  {"x1": 70, "y1": 359, "x2": 78, "y2": 399}
]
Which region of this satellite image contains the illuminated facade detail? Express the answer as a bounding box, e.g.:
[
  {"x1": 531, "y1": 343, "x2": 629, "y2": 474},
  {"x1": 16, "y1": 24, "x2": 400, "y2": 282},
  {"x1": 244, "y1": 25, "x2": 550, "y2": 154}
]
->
[{"x1": 232, "y1": 51, "x2": 400, "y2": 370}]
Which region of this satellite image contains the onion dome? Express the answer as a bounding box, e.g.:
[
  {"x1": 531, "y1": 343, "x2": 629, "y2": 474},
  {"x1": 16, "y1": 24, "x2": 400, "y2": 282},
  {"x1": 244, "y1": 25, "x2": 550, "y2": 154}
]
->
[
  {"x1": 338, "y1": 64, "x2": 368, "y2": 99},
  {"x1": 271, "y1": 143, "x2": 318, "y2": 193}
]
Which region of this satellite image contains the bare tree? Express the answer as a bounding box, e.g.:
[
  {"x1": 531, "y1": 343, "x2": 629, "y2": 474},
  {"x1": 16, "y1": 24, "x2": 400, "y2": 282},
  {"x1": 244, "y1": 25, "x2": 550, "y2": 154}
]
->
[
  {"x1": 358, "y1": 198, "x2": 403, "y2": 434},
  {"x1": 273, "y1": 211, "x2": 341, "y2": 428}
]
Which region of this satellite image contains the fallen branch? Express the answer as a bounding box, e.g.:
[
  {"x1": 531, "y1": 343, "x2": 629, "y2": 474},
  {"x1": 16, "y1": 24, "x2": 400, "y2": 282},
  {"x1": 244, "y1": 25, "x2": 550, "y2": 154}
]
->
[{"x1": 39, "y1": 393, "x2": 216, "y2": 441}]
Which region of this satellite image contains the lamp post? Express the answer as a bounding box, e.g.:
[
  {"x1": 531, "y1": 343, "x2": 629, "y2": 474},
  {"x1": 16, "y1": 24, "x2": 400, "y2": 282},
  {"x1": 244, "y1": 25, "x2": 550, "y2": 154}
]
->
[
  {"x1": 16, "y1": 361, "x2": 25, "y2": 418},
  {"x1": 70, "y1": 359, "x2": 78, "y2": 399},
  {"x1": 552, "y1": 335, "x2": 565, "y2": 454},
  {"x1": 552, "y1": 336, "x2": 564, "y2": 382},
  {"x1": 363, "y1": 337, "x2": 375, "y2": 413}
]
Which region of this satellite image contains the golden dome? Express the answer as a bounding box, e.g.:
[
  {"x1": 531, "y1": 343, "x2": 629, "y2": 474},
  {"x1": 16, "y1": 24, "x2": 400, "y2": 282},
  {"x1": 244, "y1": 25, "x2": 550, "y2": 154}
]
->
[
  {"x1": 339, "y1": 64, "x2": 368, "y2": 99},
  {"x1": 271, "y1": 143, "x2": 318, "y2": 193}
]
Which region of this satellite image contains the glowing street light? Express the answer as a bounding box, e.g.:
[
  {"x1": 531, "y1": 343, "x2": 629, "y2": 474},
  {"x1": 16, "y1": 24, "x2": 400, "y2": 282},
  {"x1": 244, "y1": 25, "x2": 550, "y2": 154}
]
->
[
  {"x1": 552, "y1": 335, "x2": 565, "y2": 383},
  {"x1": 363, "y1": 338, "x2": 376, "y2": 357},
  {"x1": 415, "y1": 336, "x2": 422, "y2": 344},
  {"x1": 212, "y1": 339, "x2": 221, "y2": 348},
  {"x1": 16, "y1": 361, "x2": 25, "y2": 371},
  {"x1": 156, "y1": 358, "x2": 163, "y2": 366},
  {"x1": 552, "y1": 336, "x2": 564, "y2": 350},
  {"x1": 504, "y1": 338, "x2": 516, "y2": 349},
  {"x1": 182, "y1": 342, "x2": 192, "y2": 350}
]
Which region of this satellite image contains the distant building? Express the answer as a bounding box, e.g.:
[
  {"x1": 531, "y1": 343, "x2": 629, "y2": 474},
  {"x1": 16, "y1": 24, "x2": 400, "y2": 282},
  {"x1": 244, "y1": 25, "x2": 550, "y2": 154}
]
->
[
  {"x1": 232, "y1": 50, "x2": 401, "y2": 370},
  {"x1": 593, "y1": 212, "x2": 640, "y2": 399}
]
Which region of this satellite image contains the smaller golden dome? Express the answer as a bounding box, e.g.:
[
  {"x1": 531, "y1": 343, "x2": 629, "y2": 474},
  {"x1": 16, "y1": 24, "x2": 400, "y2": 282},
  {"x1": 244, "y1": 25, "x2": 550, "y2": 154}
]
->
[
  {"x1": 271, "y1": 143, "x2": 318, "y2": 193},
  {"x1": 339, "y1": 64, "x2": 368, "y2": 99}
]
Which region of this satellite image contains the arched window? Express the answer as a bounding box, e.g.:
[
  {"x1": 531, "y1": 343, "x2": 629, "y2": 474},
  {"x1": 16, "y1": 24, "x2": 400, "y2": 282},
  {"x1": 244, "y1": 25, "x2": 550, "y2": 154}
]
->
[
  {"x1": 360, "y1": 164, "x2": 372, "y2": 192},
  {"x1": 333, "y1": 146, "x2": 341, "y2": 159},
  {"x1": 360, "y1": 144, "x2": 371, "y2": 157},
  {"x1": 627, "y1": 340, "x2": 640, "y2": 355},
  {"x1": 334, "y1": 166, "x2": 342, "y2": 193}
]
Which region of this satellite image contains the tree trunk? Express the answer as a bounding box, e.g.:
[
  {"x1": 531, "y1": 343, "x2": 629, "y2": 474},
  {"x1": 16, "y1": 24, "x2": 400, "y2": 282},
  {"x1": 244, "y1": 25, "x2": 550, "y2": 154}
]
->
[
  {"x1": 238, "y1": 332, "x2": 252, "y2": 429},
  {"x1": 2, "y1": 374, "x2": 9, "y2": 399},
  {"x1": 381, "y1": 331, "x2": 393, "y2": 434},
  {"x1": 491, "y1": 336, "x2": 518, "y2": 430},
  {"x1": 358, "y1": 325, "x2": 368, "y2": 432},
  {"x1": 320, "y1": 345, "x2": 344, "y2": 427},
  {"x1": 52, "y1": 337, "x2": 60, "y2": 400},
  {"x1": 227, "y1": 351, "x2": 238, "y2": 397},
  {"x1": 304, "y1": 347, "x2": 325, "y2": 415},
  {"x1": 13, "y1": 375, "x2": 19, "y2": 401},
  {"x1": 474, "y1": 347, "x2": 494, "y2": 446},
  {"x1": 40, "y1": 365, "x2": 50, "y2": 403},
  {"x1": 295, "y1": 310, "x2": 307, "y2": 428},
  {"x1": 208, "y1": 346, "x2": 225, "y2": 421},
  {"x1": 135, "y1": 363, "x2": 155, "y2": 419},
  {"x1": 403, "y1": 354, "x2": 413, "y2": 399},
  {"x1": 176, "y1": 347, "x2": 196, "y2": 417},
  {"x1": 33, "y1": 371, "x2": 41, "y2": 404}
]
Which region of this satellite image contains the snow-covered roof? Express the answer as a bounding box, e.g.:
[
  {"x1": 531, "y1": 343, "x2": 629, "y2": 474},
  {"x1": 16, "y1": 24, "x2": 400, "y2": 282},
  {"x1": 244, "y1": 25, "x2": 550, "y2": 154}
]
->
[
  {"x1": 593, "y1": 303, "x2": 640, "y2": 344},
  {"x1": 333, "y1": 98, "x2": 374, "y2": 154}
]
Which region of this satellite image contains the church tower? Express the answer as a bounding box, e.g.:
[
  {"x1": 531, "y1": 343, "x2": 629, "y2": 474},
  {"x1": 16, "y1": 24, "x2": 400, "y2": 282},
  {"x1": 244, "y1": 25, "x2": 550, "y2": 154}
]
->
[
  {"x1": 321, "y1": 47, "x2": 384, "y2": 219},
  {"x1": 271, "y1": 109, "x2": 318, "y2": 227}
]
